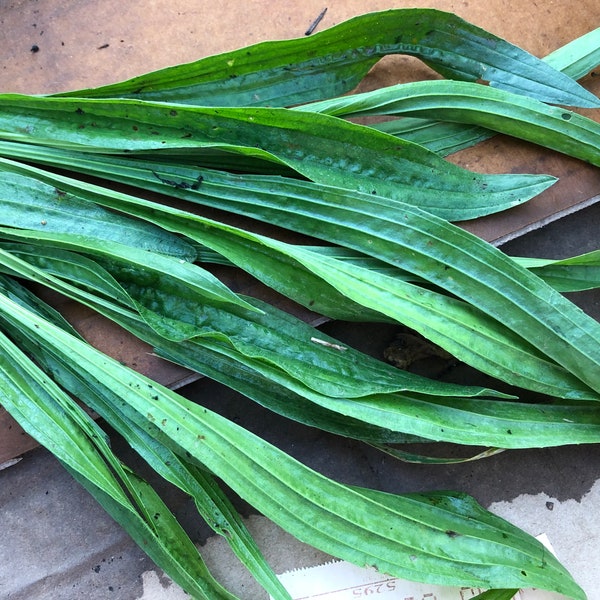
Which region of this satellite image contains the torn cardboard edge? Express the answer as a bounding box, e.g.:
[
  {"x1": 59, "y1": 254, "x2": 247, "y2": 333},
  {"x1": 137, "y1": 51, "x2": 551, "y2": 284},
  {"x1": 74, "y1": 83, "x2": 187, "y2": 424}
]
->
[{"x1": 489, "y1": 193, "x2": 600, "y2": 247}]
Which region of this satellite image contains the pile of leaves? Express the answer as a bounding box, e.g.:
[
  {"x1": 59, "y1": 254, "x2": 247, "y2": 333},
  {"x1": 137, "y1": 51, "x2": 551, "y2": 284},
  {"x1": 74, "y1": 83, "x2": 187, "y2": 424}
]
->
[{"x1": 0, "y1": 9, "x2": 599, "y2": 599}]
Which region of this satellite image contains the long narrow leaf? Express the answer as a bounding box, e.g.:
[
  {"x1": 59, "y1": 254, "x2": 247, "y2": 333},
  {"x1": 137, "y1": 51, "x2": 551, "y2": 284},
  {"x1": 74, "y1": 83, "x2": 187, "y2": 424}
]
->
[
  {"x1": 300, "y1": 80, "x2": 600, "y2": 167},
  {"x1": 373, "y1": 118, "x2": 492, "y2": 155},
  {"x1": 7, "y1": 313, "x2": 290, "y2": 600},
  {"x1": 53, "y1": 9, "x2": 599, "y2": 108},
  {"x1": 0, "y1": 168, "x2": 255, "y2": 315},
  {"x1": 11, "y1": 158, "x2": 594, "y2": 396},
  {"x1": 0, "y1": 316, "x2": 235, "y2": 599},
  {"x1": 0, "y1": 169, "x2": 196, "y2": 260},
  {"x1": 0, "y1": 96, "x2": 556, "y2": 221},
  {"x1": 66, "y1": 465, "x2": 238, "y2": 600},
  {"x1": 0, "y1": 157, "x2": 597, "y2": 399},
  {"x1": 356, "y1": 26, "x2": 600, "y2": 155},
  {"x1": 544, "y1": 27, "x2": 600, "y2": 80},
  {"x1": 0, "y1": 291, "x2": 586, "y2": 598},
  {"x1": 4, "y1": 251, "x2": 600, "y2": 451},
  {"x1": 514, "y1": 250, "x2": 600, "y2": 292},
  {"x1": 11, "y1": 141, "x2": 598, "y2": 294},
  {"x1": 0, "y1": 243, "x2": 509, "y2": 402},
  {"x1": 0, "y1": 264, "x2": 417, "y2": 446},
  {"x1": 193, "y1": 215, "x2": 600, "y2": 397}
]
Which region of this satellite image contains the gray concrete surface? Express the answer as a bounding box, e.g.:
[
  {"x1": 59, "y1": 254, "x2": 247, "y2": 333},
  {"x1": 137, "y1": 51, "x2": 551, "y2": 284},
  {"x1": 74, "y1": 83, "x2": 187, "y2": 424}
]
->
[{"x1": 1, "y1": 203, "x2": 599, "y2": 598}]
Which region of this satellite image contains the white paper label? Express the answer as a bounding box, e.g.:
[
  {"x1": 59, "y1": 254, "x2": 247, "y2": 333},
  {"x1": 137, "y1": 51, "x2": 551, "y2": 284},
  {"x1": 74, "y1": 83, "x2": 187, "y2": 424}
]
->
[{"x1": 274, "y1": 535, "x2": 568, "y2": 600}]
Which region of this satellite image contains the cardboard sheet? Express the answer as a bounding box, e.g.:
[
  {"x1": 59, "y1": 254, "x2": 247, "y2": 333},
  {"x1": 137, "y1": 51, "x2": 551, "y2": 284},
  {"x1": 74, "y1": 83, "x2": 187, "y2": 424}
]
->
[{"x1": 0, "y1": 0, "x2": 598, "y2": 462}]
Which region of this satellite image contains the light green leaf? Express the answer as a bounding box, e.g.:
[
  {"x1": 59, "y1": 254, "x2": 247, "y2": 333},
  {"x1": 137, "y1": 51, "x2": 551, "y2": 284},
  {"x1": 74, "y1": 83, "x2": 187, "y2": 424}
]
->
[
  {"x1": 0, "y1": 169, "x2": 195, "y2": 259},
  {"x1": 300, "y1": 80, "x2": 600, "y2": 167},
  {"x1": 513, "y1": 250, "x2": 600, "y2": 292},
  {"x1": 16, "y1": 321, "x2": 290, "y2": 600},
  {"x1": 5, "y1": 248, "x2": 600, "y2": 452},
  {"x1": 0, "y1": 308, "x2": 236, "y2": 599},
  {"x1": 0, "y1": 291, "x2": 586, "y2": 598},
  {"x1": 544, "y1": 27, "x2": 600, "y2": 79},
  {"x1": 0, "y1": 241, "x2": 508, "y2": 402}
]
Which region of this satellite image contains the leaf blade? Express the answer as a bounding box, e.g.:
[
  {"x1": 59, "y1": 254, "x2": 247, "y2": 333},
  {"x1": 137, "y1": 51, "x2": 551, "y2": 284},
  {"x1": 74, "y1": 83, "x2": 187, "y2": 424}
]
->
[
  {"x1": 0, "y1": 290, "x2": 585, "y2": 598},
  {"x1": 0, "y1": 97, "x2": 556, "y2": 221},
  {"x1": 300, "y1": 80, "x2": 600, "y2": 167},
  {"x1": 53, "y1": 9, "x2": 599, "y2": 108}
]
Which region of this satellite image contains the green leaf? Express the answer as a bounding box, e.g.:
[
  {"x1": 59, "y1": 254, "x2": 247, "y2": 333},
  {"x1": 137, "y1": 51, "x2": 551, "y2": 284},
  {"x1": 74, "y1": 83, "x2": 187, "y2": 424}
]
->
[
  {"x1": 0, "y1": 97, "x2": 556, "y2": 221},
  {"x1": 0, "y1": 169, "x2": 196, "y2": 260},
  {"x1": 112, "y1": 170, "x2": 597, "y2": 396},
  {"x1": 15, "y1": 322, "x2": 290, "y2": 600},
  {"x1": 5, "y1": 247, "x2": 600, "y2": 452},
  {"x1": 46, "y1": 156, "x2": 596, "y2": 397},
  {"x1": 471, "y1": 590, "x2": 520, "y2": 600},
  {"x1": 544, "y1": 26, "x2": 600, "y2": 80},
  {"x1": 53, "y1": 9, "x2": 599, "y2": 108},
  {"x1": 300, "y1": 80, "x2": 600, "y2": 167},
  {"x1": 0, "y1": 156, "x2": 596, "y2": 399},
  {"x1": 0, "y1": 240, "x2": 508, "y2": 402},
  {"x1": 514, "y1": 250, "x2": 600, "y2": 292},
  {"x1": 0, "y1": 167, "x2": 256, "y2": 316},
  {"x1": 0, "y1": 290, "x2": 586, "y2": 599},
  {"x1": 12, "y1": 255, "x2": 417, "y2": 444},
  {"x1": 343, "y1": 26, "x2": 600, "y2": 156},
  {"x1": 0, "y1": 310, "x2": 236, "y2": 599},
  {"x1": 66, "y1": 465, "x2": 238, "y2": 600},
  {"x1": 373, "y1": 118, "x2": 492, "y2": 155}
]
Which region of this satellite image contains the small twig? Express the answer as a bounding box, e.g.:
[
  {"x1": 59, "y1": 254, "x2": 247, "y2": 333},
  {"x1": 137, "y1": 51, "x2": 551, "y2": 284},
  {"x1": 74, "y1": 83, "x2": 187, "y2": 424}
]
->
[
  {"x1": 310, "y1": 336, "x2": 347, "y2": 351},
  {"x1": 305, "y1": 8, "x2": 327, "y2": 36}
]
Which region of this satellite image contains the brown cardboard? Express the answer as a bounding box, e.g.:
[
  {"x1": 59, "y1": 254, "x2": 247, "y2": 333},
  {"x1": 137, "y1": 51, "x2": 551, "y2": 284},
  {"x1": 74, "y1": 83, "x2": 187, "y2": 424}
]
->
[{"x1": 1, "y1": 0, "x2": 599, "y2": 463}]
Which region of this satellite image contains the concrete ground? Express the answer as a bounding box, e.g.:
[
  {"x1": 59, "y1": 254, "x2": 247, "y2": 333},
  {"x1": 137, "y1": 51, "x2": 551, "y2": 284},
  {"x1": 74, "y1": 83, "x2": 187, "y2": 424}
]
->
[{"x1": 1, "y1": 203, "x2": 599, "y2": 599}]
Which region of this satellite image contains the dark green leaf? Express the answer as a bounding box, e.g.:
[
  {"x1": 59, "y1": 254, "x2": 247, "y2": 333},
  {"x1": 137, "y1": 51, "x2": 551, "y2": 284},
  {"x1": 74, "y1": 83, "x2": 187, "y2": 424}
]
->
[
  {"x1": 1, "y1": 157, "x2": 596, "y2": 399},
  {"x1": 0, "y1": 98, "x2": 556, "y2": 221},
  {"x1": 54, "y1": 9, "x2": 599, "y2": 108}
]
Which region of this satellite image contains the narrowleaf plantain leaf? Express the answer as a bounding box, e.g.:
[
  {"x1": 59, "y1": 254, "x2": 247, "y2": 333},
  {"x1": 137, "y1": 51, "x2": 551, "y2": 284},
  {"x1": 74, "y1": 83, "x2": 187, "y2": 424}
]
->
[
  {"x1": 514, "y1": 250, "x2": 600, "y2": 292},
  {"x1": 0, "y1": 311, "x2": 236, "y2": 599},
  {"x1": 0, "y1": 97, "x2": 556, "y2": 221},
  {"x1": 0, "y1": 157, "x2": 597, "y2": 399},
  {"x1": 317, "y1": 25, "x2": 600, "y2": 156},
  {"x1": 0, "y1": 13, "x2": 597, "y2": 600},
  {"x1": 0, "y1": 290, "x2": 587, "y2": 599},
  {"x1": 1, "y1": 288, "x2": 290, "y2": 600},
  {"x1": 53, "y1": 9, "x2": 600, "y2": 108},
  {"x1": 0, "y1": 169, "x2": 196, "y2": 260},
  {"x1": 3, "y1": 244, "x2": 600, "y2": 451},
  {"x1": 0, "y1": 242, "x2": 509, "y2": 402},
  {"x1": 301, "y1": 80, "x2": 600, "y2": 167}
]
